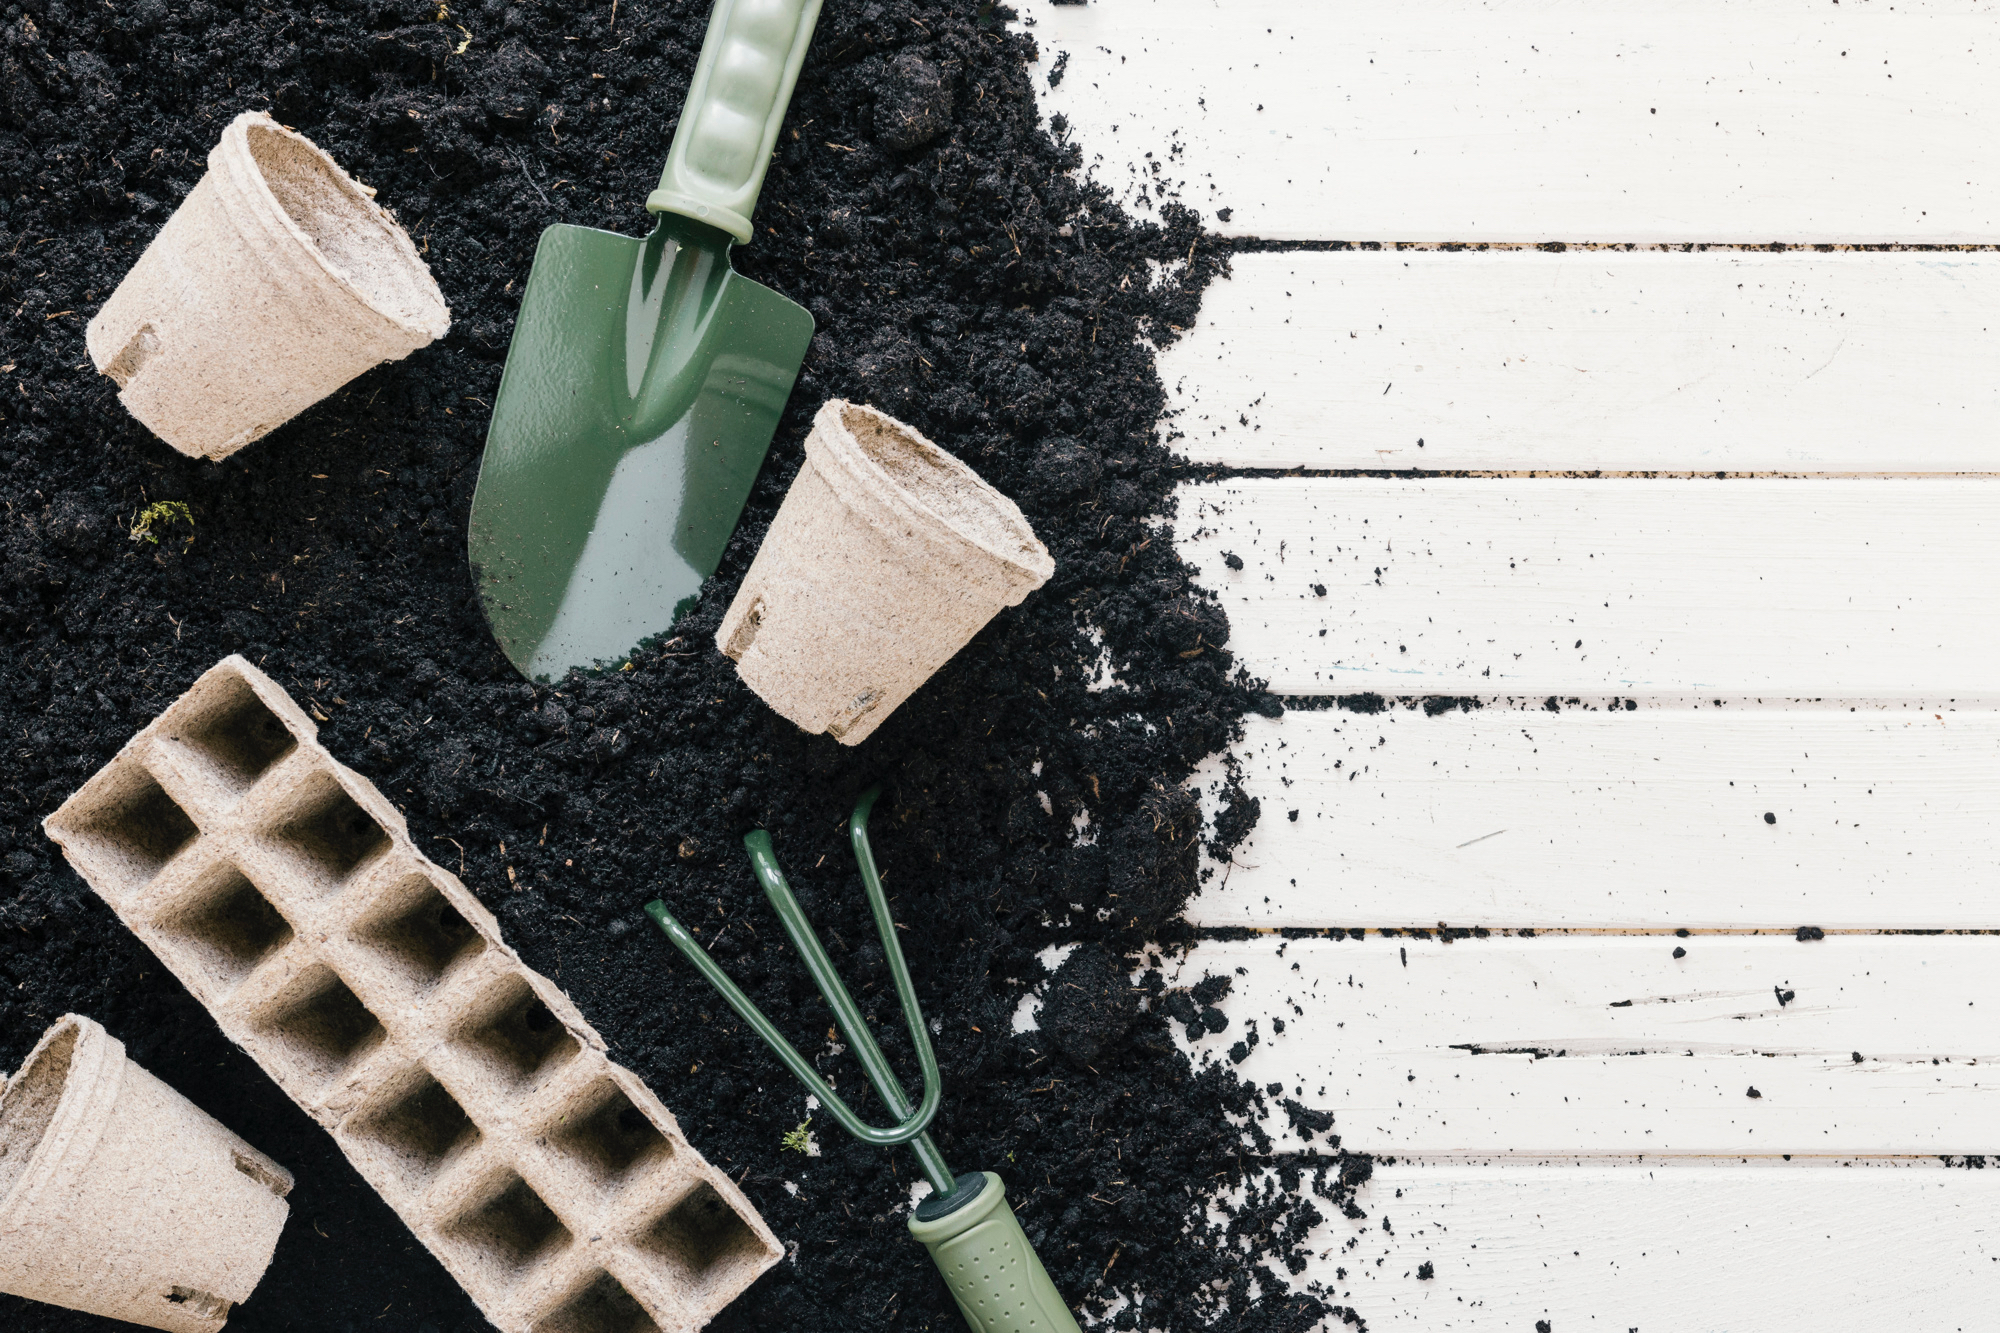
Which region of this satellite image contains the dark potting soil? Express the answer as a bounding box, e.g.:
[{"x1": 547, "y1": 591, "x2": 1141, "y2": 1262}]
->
[{"x1": 0, "y1": 2, "x2": 1363, "y2": 1330}]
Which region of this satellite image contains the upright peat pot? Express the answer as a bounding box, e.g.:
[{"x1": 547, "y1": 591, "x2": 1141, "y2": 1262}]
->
[
  {"x1": 718, "y1": 400, "x2": 1054, "y2": 744},
  {"x1": 647, "y1": 790, "x2": 1082, "y2": 1333},
  {"x1": 0, "y1": 1014, "x2": 293, "y2": 1331}
]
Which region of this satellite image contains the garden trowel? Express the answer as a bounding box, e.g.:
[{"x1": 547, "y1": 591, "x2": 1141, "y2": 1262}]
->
[{"x1": 468, "y1": 0, "x2": 821, "y2": 681}]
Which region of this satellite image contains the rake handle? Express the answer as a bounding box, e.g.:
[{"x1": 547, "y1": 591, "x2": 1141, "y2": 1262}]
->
[
  {"x1": 909, "y1": 1173, "x2": 1083, "y2": 1333},
  {"x1": 648, "y1": 0, "x2": 824, "y2": 244}
]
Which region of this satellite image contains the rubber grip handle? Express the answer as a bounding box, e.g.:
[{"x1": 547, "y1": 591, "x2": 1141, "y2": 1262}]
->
[
  {"x1": 908, "y1": 1173, "x2": 1082, "y2": 1333},
  {"x1": 648, "y1": 0, "x2": 823, "y2": 244}
]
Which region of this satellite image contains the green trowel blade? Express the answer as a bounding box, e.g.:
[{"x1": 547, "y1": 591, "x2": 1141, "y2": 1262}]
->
[{"x1": 467, "y1": 215, "x2": 812, "y2": 681}]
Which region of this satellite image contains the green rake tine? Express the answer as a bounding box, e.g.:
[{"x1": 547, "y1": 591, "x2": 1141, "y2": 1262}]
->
[{"x1": 643, "y1": 787, "x2": 945, "y2": 1159}]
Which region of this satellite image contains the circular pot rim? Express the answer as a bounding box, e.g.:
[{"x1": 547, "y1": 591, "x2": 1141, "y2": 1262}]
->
[
  {"x1": 214, "y1": 110, "x2": 449, "y2": 340},
  {"x1": 0, "y1": 1014, "x2": 123, "y2": 1224},
  {"x1": 805, "y1": 399, "x2": 1054, "y2": 591}
]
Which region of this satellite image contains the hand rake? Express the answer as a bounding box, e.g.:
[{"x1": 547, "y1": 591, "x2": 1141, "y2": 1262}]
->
[{"x1": 645, "y1": 789, "x2": 1082, "y2": 1333}]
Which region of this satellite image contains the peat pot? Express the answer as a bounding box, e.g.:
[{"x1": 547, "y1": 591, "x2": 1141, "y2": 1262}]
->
[
  {"x1": 86, "y1": 110, "x2": 449, "y2": 460},
  {"x1": 0, "y1": 1014, "x2": 293, "y2": 1331},
  {"x1": 719, "y1": 399, "x2": 1054, "y2": 745}
]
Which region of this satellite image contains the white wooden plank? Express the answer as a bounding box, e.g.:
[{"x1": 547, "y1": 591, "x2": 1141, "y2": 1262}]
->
[
  {"x1": 1176, "y1": 477, "x2": 2000, "y2": 698},
  {"x1": 1161, "y1": 250, "x2": 2000, "y2": 473},
  {"x1": 1169, "y1": 935, "x2": 2000, "y2": 1154},
  {"x1": 1019, "y1": 0, "x2": 2000, "y2": 243},
  {"x1": 1191, "y1": 707, "x2": 2000, "y2": 930},
  {"x1": 1278, "y1": 1159, "x2": 2000, "y2": 1329}
]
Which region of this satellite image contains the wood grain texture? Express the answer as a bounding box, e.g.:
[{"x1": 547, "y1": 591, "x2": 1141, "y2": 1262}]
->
[
  {"x1": 1177, "y1": 477, "x2": 2000, "y2": 698},
  {"x1": 1161, "y1": 250, "x2": 2000, "y2": 472},
  {"x1": 1166, "y1": 935, "x2": 2000, "y2": 1154},
  {"x1": 1289, "y1": 1159, "x2": 2000, "y2": 1328},
  {"x1": 1190, "y1": 707, "x2": 2000, "y2": 930},
  {"x1": 1023, "y1": 1, "x2": 2000, "y2": 1299},
  {"x1": 1018, "y1": 0, "x2": 2000, "y2": 242}
]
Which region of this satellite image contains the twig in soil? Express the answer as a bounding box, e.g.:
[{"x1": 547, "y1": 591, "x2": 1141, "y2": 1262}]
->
[
  {"x1": 433, "y1": 835, "x2": 467, "y2": 875},
  {"x1": 509, "y1": 147, "x2": 551, "y2": 206}
]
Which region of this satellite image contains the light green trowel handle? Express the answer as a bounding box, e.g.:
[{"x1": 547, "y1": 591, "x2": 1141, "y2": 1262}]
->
[
  {"x1": 908, "y1": 1173, "x2": 1082, "y2": 1333},
  {"x1": 648, "y1": 0, "x2": 824, "y2": 244}
]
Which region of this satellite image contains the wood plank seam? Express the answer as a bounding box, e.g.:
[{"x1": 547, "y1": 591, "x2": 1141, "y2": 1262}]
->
[
  {"x1": 1158, "y1": 936, "x2": 2000, "y2": 1155},
  {"x1": 1019, "y1": 0, "x2": 2000, "y2": 243},
  {"x1": 1183, "y1": 929, "x2": 2000, "y2": 939},
  {"x1": 1169, "y1": 468, "x2": 2000, "y2": 479},
  {"x1": 1188, "y1": 704, "x2": 2000, "y2": 929},
  {"x1": 1211, "y1": 241, "x2": 2000, "y2": 252},
  {"x1": 1175, "y1": 477, "x2": 2000, "y2": 698},
  {"x1": 1156, "y1": 249, "x2": 2000, "y2": 472}
]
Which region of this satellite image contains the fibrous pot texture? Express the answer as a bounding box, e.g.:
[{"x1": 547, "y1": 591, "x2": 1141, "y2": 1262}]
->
[
  {"x1": 42, "y1": 656, "x2": 779, "y2": 1333},
  {"x1": 718, "y1": 399, "x2": 1054, "y2": 745},
  {"x1": 85, "y1": 111, "x2": 449, "y2": 461},
  {"x1": 0, "y1": 1013, "x2": 293, "y2": 1332}
]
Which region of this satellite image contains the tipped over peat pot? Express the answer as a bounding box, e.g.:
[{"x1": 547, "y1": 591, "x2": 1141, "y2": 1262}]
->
[
  {"x1": 0, "y1": 1014, "x2": 294, "y2": 1332},
  {"x1": 718, "y1": 400, "x2": 1054, "y2": 745},
  {"x1": 85, "y1": 111, "x2": 449, "y2": 461}
]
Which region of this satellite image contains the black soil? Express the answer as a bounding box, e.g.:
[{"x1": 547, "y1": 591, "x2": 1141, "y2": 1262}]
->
[{"x1": 0, "y1": 2, "x2": 1359, "y2": 1330}]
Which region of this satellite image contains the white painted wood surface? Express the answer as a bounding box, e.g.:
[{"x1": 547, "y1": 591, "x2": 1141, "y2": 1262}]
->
[
  {"x1": 1293, "y1": 1160, "x2": 2000, "y2": 1329},
  {"x1": 1190, "y1": 707, "x2": 2000, "y2": 930},
  {"x1": 1177, "y1": 477, "x2": 2000, "y2": 698},
  {"x1": 1023, "y1": 2, "x2": 2000, "y2": 1321},
  {"x1": 1019, "y1": 0, "x2": 2000, "y2": 243},
  {"x1": 1161, "y1": 250, "x2": 2000, "y2": 473},
  {"x1": 1167, "y1": 935, "x2": 2000, "y2": 1154}
]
